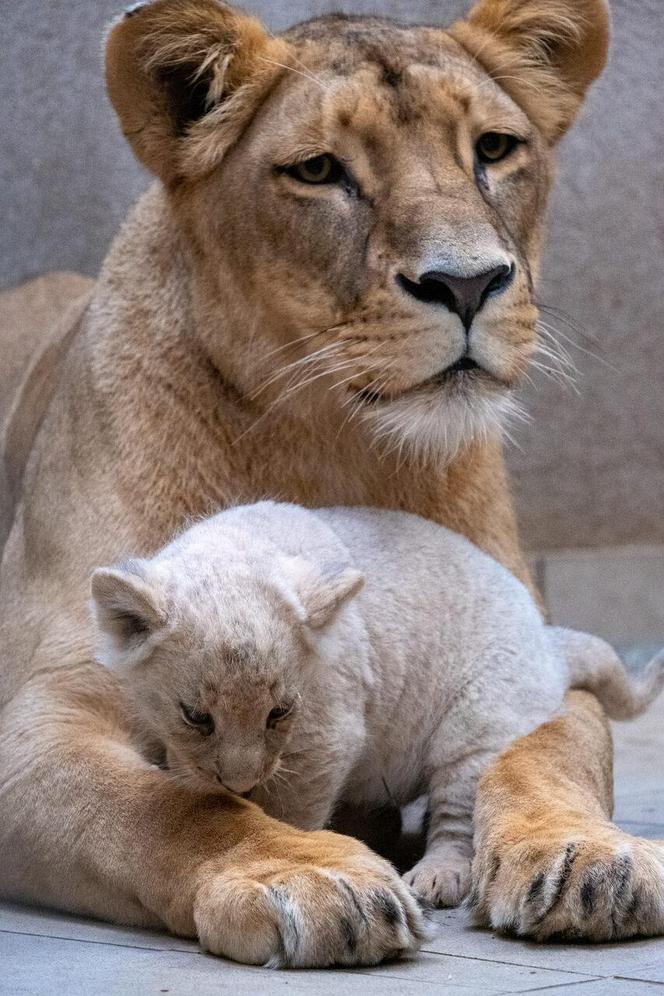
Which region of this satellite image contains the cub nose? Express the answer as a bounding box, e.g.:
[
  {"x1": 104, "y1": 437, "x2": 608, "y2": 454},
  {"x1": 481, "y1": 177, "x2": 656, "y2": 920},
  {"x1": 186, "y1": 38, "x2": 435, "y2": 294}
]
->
[{"x1": 397, "y1": 263, "x2": 515, "y2": 331}]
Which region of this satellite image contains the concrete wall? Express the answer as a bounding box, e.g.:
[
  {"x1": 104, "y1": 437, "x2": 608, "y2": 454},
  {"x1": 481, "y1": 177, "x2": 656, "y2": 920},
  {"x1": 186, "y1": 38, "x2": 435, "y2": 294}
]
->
[{"x1": 2, "y1": 0, "x2": 663, "y2": 550}]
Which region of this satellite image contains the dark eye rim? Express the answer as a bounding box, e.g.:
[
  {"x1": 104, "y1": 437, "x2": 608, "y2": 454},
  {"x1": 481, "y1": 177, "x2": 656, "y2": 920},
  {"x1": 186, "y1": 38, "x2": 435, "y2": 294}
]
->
[
  {"x1": 278, "y1": 153, "x2": 346, "y2": 186},
  {"x1": 475, "y1": 132, "x2": 522, "y2": 165},
  {"x1": 266, "y1": 703, "x2": 293, "y2": 728},
  {"x1": 179, "y1": 702, "x2": 215, "y2": 735}
]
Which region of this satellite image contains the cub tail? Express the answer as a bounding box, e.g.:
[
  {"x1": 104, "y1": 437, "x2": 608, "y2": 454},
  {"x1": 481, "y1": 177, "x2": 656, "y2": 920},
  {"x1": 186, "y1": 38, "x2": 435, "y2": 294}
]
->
[{"x1": 549, "y1": 626, "x2": 664, "y2": 721}]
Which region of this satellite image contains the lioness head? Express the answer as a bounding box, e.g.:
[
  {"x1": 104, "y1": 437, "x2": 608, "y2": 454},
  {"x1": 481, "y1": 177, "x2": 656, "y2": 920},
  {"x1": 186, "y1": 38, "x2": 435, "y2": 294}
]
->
[{"x1": 107, "y1": 0, "x2": 609, "y2": 459}]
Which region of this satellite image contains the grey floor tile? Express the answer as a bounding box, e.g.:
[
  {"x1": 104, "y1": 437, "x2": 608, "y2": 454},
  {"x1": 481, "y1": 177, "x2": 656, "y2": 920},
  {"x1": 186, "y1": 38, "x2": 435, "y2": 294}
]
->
[
  {"x1": 0, "y1": 932, "x2": 496, "y2": 996},
  {"x1": 613, "y1": 681, "x2": 664, "y2": 828},
  {"x1": 620, "y1": 959, "x2": 664, "y2": 984},
  {"x1": 425, "y1": 909, "x2": 664, "y2": 979},
  {"x1": 330, "y1": 949, "x2": 595, "y2": 992},
  {"x1": 0, "y1": 901, "x2": 197, "y2": 953},
  {"x1": 532, "y1": 982, "x2": 664, "y2": 994}
]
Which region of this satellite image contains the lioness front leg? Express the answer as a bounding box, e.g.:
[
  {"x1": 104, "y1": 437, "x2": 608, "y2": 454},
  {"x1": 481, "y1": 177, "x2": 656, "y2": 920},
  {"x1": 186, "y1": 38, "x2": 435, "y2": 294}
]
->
[
  {"x1": 0, "y1": 677, "x2": 428, "y2": 967},
  {"x1": 470, "y1": 691, "x2": 664, "y2": 941}
]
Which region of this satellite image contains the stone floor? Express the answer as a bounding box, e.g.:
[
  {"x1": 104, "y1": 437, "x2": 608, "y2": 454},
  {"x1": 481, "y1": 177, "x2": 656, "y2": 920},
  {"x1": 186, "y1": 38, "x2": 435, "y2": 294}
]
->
[{"x1": 2, "y1": 559, "x2": 664, "y2": 995}]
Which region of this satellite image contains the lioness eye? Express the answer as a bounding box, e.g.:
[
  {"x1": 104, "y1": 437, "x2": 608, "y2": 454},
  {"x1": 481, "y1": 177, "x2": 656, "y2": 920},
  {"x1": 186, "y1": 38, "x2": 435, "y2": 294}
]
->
[
  {"x1": 267, "y1": 704, "x2": 292, "y2": 728},
  {"x1": 179, "y1": 702, "x2": 214, "y2": 736},
  {"x1": 284, "y1": 154, "x2": 344, "y2": 185},
  {"x1": 476, "y1": 132, "x2": 519, "y2": 165}
]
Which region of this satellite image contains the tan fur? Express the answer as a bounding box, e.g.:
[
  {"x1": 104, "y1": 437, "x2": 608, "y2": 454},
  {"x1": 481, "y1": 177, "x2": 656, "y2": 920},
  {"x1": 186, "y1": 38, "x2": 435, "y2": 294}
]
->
[{"x1": 3, "y1": 0, "x2": 653, "y2": 967}]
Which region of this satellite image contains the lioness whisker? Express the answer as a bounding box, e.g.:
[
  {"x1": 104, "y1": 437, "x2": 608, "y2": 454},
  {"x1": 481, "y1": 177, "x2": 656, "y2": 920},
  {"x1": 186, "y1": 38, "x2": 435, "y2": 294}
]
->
[
  {"x1": 253, "y1": 322, "x2": 374, "y2": 399},
  {"x1": 252, "y1": 341, "x2": 347, "y2": 399},
  {"x1": 335, "y1": 359, "x2": 400, "y2": 440},
  {"x1": 235, "y1": 355, "x2": 355, "y2": 445},
  {"x1": 529, "y1": 358, "x2": 580, "y2": 394},
  {"x1": 536, "y1": 323, "x2": 575, "y2": 367},
  {"x1": 538, "y1": 315, "x2": 619, "y2": 372},
  {"x1": 536, "y1": 302, "x2": 601, "y2": 348},
  {"x1": 279, "y1": 360, "x2": 360, "y2": 403},
  {"x1": 258, "y1": 56, "x2": 330, "y2": 92},
  {"x1": 263, "y1": 27, "x2": 330, "y2": 92},
  {"x1": 259, "y1": 327, "x2": 335, "y2": 364},
  {"x1": 533, "y1": 339, "x2": 576, "y2": 375}
]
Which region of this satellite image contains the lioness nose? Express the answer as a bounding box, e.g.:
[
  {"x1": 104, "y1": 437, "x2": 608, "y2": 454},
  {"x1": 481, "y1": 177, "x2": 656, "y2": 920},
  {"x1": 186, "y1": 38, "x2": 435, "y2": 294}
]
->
[{"x1": 398, "y1": 263, "x2": 514, "y2": 331}]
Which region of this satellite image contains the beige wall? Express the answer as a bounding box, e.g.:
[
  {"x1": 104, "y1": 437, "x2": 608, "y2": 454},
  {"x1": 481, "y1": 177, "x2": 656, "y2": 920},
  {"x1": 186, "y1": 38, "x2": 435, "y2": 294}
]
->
[{"x1": 2, "y1": 1, "x2": 663, "y2": 551}]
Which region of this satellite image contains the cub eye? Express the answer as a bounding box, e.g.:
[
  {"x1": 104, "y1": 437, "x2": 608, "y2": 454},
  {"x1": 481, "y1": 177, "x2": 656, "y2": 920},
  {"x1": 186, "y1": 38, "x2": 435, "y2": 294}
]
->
[
  {"x1": 267, "y1": 704, "x2": 293, "y2": 728},
  {"x1": 476, "y1": 132, "x2": 519, "y2": 165},
  {"x1": 179, "y1": 702, "x2": 214, "y2": 736},
  {"x1": 284, "y1": 154, "x2": 344, "y2": 185}
]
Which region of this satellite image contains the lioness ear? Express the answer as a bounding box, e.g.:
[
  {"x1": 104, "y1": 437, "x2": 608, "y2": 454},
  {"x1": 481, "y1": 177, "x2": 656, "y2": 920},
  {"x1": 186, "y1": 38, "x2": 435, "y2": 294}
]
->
[
  {"x1": 280, "y1": 558, "x2": 365, "y2": 630},
  {"x1": 449, "y1": 0, "x2": 610, "y2": 142},
  {"x1": 105, "y1": 0, "x2": 289, "y2": 183},
  {"x1": 91, "y1": 562, "x2": 166, "y2": 668}
]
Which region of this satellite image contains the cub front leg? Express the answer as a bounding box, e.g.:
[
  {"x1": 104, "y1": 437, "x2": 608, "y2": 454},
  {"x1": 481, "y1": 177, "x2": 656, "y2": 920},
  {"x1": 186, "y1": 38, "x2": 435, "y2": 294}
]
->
[{"x1": 403, "y1": 750, "x2": 496, "y2": 908}]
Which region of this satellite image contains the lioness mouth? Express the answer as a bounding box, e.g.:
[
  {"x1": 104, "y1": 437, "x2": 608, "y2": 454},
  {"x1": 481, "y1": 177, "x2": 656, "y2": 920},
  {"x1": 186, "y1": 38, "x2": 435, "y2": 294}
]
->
[{"x1": 356, "y1": 356, "x2": 487, "y2": 406}]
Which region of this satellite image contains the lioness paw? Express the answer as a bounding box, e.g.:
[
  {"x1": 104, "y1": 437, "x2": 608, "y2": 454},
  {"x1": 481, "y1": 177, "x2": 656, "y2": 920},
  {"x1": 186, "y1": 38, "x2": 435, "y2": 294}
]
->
[
  {"x1": 469, "y1": 826, "x2": 664, "y2": 941},
  {"x1": 194, "y1": 843, "x2": 433, "y2": 967},
  {"x1": 403, "y1": 854, "x2": 472, "y2": 908}
]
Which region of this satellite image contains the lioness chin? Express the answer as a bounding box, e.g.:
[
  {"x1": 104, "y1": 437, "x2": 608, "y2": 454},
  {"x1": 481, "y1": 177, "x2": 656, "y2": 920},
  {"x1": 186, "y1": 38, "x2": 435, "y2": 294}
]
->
[{"x1": 4, "y1": 0, "x2": 662, "y2": 970}]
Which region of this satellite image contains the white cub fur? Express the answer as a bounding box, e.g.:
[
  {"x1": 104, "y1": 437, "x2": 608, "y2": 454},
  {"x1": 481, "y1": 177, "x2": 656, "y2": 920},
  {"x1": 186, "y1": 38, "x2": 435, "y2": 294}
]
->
[{"x1": 91, "y1": 502, "x2": 664, "y2": 907}]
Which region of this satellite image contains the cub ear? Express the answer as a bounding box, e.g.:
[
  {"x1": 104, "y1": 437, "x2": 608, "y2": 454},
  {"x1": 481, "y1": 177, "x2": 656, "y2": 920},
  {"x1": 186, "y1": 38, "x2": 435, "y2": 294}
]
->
[
  {"x1": 281, "y1": 558, "x2": 365, "y2": 631},
  {"x1": 91, "y1": 562, "x2": 166, "y2": 668},
  {"x1": 105, "y1": 0, "x2": 289, "y2": 183},
  {"x1": 449, "y1": 0, "x2": 610, "y2": 142}
]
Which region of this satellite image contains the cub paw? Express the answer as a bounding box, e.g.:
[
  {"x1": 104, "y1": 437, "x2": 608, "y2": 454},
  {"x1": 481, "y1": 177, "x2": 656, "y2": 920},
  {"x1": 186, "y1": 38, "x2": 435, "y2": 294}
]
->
[
  {"x1": 469, "y1": 825, "x2": 664, "y2": 941},
  {"x1": 194, "y1": 832, "x2": 433, "y2": 967},
  {"x1": 403, "y1": 854, "x2": 472, "y2": 908}
]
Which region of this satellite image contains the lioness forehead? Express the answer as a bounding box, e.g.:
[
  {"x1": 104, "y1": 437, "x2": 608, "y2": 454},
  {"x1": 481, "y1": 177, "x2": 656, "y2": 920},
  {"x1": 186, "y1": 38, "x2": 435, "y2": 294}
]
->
[
  {"x1": 284, "y1": 14, "x2": 474, "y2": 82},
  {"x1": 278, "y1": 14, "x2": 521, "y2": 142}
]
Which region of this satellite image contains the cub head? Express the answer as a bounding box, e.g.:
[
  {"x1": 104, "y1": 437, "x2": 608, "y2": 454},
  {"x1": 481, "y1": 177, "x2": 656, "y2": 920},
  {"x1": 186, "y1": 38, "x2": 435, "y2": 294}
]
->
[
  {"x1": 91, "y1": 549, "x2": 363, "y2": 795},
  {"x1": 106, "y1": 0, "x2": 609, "y2": 459}
]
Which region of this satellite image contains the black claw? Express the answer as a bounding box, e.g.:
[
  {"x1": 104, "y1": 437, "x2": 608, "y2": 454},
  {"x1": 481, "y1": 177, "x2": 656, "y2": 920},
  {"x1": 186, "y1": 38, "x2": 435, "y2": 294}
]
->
[
  {"x1": 416, "y1": 894, "x2": 437, "y2": 917},
  {"x1": 612, "y1": 855, "x2": 634, "y2": 906},
  {"x1": 465, "y1": 887, "x2": 481, "y2": 911},
  {"x1": 487, "y1": 853, "x2": 501, "y2": 888},
  {"x1": 580, "y1": 877, "x2": 596, "y2": 916},
  {"x1": 623, "y1": 885, "x2": 643, "y2": 924},
  {"x1": 374, "y1": 891, "x2": 404, "y2": 927},
  {"x1": 337, "y1": 878, "x2": 369, "y2": 927},
  {"x1": 526, "y1": 871, "x2": 546, "y2": 904},
  {"x1": 533, "y1": 842, "x2": 579, "y2": 925},
  {"x1": 340, "y1": 916, "x2": 358, "y2": 953}
]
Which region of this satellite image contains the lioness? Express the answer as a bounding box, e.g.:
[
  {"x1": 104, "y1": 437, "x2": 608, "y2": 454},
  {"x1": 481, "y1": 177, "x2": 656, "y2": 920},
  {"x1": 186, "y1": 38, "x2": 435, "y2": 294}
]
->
[{"x1": 2, "y1": 0, "x2": 664, "y2": 969}]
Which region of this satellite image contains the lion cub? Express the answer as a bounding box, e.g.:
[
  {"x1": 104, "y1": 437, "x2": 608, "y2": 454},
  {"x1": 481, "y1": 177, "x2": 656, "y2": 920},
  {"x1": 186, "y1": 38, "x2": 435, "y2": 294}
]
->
[{"x1": 91, "y1": 502, "x2": 664, "y2": 907}]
